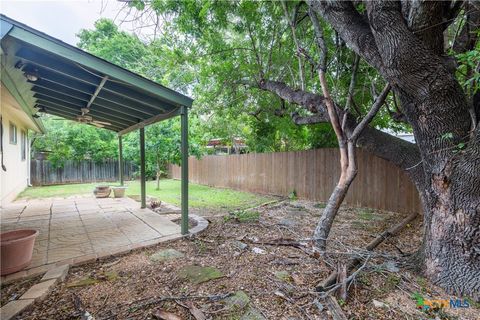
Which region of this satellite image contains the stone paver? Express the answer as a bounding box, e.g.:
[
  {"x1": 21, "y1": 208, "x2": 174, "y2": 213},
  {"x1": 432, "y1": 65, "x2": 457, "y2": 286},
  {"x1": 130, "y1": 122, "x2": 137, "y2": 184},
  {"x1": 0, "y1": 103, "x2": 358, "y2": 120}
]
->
[
  {"x1": 0, "y1": 196, "x2": 183, "y2": 281},
  {"x1": 42, "y1": 264, "x2": 70, "y2": 282},
  {"x1": 0, "y1": 299, "x2": 34, "y2": 319},
  {"x1": 21, "y1": 279, "x2": 57, "y2": 299}
]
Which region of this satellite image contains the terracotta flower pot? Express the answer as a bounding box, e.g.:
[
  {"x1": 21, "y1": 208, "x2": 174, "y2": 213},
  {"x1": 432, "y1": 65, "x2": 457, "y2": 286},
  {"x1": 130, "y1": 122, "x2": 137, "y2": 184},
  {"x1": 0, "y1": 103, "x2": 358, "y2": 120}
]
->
[
  {"x1": 1, "y1": 229, "x2": 39, "y2": 275},
  {"x1": 93, "y1": 185, "x2": 111, "y2": 198},
  {"x1": 112, "y1": 186, "x2": 127, "y2": 198}
]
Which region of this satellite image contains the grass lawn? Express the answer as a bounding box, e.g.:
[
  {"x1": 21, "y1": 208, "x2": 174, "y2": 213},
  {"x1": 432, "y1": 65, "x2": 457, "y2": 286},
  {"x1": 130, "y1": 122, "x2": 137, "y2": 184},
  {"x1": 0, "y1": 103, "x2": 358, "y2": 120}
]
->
[{"x1": 17, "y1": 179, "x2": 274, "y2": 212}]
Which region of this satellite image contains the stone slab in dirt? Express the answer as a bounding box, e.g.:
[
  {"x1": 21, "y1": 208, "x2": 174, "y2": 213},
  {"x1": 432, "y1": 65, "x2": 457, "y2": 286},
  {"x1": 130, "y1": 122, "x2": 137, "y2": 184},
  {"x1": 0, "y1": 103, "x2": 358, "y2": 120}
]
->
[
  {"x1": 224, "y1": 290, "x2": 250, "y2": 309},
  {"x1": 177, "y1": 265, "x2": 224, "y2": 284},
  {"x1": 150, "y1": 249, "x2": 185, "y2": 262}
]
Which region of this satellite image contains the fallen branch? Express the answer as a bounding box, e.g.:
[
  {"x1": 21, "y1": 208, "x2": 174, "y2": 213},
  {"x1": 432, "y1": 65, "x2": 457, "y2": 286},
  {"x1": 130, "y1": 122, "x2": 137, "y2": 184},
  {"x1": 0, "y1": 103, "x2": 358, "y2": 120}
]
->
[
  {"x1": 100, "y1": 293, "x2": 233, "y2": 319},
  {"x1": 316, "y1": 211, "x2": 418, "y2": 291},
  {"x1": 245, "y1": 237, "x2": 321, "y2": 259},
  {"x1": 240, "y1": 198, "x2": 286, "y2": 212},
  {"x1": 246, "y1": 238, "x2": 307, "y2": 248},
  {"x1": 324, "y1": 296, "x2": 348, "y2": 320}
]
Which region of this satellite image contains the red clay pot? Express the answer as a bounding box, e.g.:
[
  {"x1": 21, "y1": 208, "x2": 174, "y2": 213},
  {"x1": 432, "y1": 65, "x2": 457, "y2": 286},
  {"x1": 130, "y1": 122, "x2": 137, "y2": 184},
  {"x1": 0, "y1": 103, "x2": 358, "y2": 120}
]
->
[{"x1": 1, "y1": 229, "x2": 39, "y2": 275}]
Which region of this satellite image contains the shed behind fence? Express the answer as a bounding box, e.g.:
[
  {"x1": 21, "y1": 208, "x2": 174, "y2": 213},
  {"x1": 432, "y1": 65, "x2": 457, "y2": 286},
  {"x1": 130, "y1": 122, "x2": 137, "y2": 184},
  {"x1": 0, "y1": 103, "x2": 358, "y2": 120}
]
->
[
  {"x1": 30, "y1": 159, "x2": 136, "y2": 186},
  {"x1": 169, "y1": 148, "x2": 422, "y2": 214}
]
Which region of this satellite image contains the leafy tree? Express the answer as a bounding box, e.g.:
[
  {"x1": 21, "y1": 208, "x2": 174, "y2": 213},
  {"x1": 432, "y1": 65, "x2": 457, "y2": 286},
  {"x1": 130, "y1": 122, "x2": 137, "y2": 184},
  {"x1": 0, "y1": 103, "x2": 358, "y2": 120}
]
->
[
  {"x1": 120, "y1": 0, "x2": 480, "y2": 296},
  {"x1": 32, "y1": 116, "x2": 118, "y2": 168}
]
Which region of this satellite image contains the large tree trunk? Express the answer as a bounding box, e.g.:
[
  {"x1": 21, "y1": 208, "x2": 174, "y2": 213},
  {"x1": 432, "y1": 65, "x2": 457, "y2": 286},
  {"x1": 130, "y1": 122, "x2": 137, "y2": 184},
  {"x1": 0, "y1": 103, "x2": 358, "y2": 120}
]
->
[
  {"x1": 307, "y1": 0, "x2": 480, "y2": 297},
  {"x1": 365, "y1": 2, "x2": 479, "y2": 297},
  {"x1": 422, "y1": 138, "x2": 480, "y2": 296}
]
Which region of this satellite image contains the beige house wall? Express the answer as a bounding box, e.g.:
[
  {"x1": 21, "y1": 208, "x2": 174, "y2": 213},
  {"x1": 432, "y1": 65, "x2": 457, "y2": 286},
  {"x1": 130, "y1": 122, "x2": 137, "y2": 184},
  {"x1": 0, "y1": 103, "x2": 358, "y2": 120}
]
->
[{"x1": 0, "y1": 86, "x2": 38, "y2": 206}]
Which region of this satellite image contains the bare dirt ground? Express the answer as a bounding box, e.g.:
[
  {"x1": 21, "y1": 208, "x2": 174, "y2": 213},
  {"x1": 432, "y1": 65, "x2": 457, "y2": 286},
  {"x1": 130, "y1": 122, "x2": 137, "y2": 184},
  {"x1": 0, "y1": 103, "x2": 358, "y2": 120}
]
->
[{"x1": 6, "y1": 200, "x2": 479, "y2": 320}]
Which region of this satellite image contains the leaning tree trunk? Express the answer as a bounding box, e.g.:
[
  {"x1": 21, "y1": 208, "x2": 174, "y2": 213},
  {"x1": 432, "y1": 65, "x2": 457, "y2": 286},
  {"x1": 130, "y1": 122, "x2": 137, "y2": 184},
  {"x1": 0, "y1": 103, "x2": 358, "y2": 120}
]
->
[{"x1": 314, "y1": 142, "x2": 357, "y2": 250}]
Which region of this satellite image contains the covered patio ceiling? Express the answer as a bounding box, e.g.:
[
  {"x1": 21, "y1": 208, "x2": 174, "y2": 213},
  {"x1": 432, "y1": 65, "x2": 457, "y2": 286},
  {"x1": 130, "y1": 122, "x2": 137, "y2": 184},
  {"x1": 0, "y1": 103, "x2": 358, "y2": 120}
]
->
[{"x1": 0, "y1": 14, "x2": 193, "y2": 135}]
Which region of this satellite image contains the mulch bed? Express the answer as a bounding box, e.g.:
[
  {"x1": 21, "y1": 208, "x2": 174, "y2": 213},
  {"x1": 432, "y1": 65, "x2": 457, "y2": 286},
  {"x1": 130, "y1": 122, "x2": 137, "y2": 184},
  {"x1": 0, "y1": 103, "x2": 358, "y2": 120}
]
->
[{"x1": 12, "y1": 200, "x2": 479, "y2": 319}]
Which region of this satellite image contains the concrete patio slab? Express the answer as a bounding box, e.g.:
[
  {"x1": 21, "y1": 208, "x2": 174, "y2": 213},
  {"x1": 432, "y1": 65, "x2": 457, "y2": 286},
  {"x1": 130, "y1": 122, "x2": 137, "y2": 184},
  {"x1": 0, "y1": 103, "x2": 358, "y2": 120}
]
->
[{"x1": 0, "y1": 196, "x2": 183, "y2": 282}]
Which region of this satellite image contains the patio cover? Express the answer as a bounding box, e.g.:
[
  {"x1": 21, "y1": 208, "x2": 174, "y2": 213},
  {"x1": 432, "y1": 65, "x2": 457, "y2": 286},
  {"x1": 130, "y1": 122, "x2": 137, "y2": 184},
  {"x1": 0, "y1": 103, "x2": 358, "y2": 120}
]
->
[
  {"x1": 0, "y1": 14, "x2": 193, "y2": 134},
  {"x1": 0, "y1": 15, "x2": 191, "y2": 234}
]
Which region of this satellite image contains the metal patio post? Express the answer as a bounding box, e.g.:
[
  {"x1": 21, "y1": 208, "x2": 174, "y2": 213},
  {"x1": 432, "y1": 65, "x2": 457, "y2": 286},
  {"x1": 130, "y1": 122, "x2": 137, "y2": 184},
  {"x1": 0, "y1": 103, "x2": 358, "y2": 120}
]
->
[
  {"x1": 181, "y1": 106, "x2": 189, "y2": 234},
  {"x1": 139, "y1": 127, "x2": 146, "y2": 209},
  {"x1": 118, "y1": 135, "x2": 124, "y2": 186}
]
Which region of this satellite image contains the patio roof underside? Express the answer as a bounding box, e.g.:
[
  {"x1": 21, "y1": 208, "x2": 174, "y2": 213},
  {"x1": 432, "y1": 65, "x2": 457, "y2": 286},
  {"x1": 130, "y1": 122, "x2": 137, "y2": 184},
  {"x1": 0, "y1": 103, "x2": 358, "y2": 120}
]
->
[{"x1": 1, "y1": 15, "x2": 193, "y2": 135}]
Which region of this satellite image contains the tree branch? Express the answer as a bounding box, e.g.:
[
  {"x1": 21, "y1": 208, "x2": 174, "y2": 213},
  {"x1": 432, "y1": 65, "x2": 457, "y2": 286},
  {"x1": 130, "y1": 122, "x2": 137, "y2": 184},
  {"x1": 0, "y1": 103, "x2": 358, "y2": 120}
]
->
[
  {"x1": 256, "y1": 79, "x2": 423, "y2": 187},
  {"x1": 291, "y1": 112, "x2": 329, "y2": 125},
  {"x1": 281, "y1": 0, "x2": 306, "y2": 90},
  {"x1": 308, "y1": 1, "x2": 383, "y2": 71},
  {"x1": 350, "y1": 84, "x2": 391, "y2": 142},
  {"x1": 258, "y1": 79, "x2": 327, "y2": 114},
  {"x1": 453, "y1": 2, "x2": 480, "y2": 53}
]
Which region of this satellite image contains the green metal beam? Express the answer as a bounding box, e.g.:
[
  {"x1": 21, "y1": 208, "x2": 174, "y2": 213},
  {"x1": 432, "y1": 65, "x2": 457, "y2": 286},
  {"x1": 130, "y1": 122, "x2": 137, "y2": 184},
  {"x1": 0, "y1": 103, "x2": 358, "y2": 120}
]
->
[
  {"x1": 36, "y1": 98, "x2": 138, "y2": 126},
  {"x1": 34, "y1": 91, "x2": 147, "y2": 123},
  {"x1": 139, "y1": 127, "x2": 146, "y2": 209},
  {"x1": 25, "y1": 65, "x2": 96, "y2": 94},
  {"x1": 117, "y1": 107, "x2": 182, "y2": 136},
  {"x1": 119, "y1": 135, "x2": 124, "y2": 186},
  {"x1": 32, "y1": 85, "x2": 90, "y2": 102},
  {"x1": 86, "y1": 75, "x2": 108, "y2": 109},
  {"x1": 181, "y1": 105, "x2": 189, "y2": 235}
]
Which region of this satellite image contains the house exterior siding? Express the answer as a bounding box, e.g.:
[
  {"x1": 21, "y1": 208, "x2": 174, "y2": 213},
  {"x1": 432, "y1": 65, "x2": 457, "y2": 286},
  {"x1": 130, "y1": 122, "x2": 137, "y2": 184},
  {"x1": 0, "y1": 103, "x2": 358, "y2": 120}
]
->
[{"x1": 0, "y1": 86, "x2": 36, "y2": 206}]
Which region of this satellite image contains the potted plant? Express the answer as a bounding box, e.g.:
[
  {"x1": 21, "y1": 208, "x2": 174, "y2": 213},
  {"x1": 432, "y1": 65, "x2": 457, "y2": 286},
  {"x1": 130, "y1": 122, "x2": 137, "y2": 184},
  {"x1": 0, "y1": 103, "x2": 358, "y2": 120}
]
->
[
  {"x1": 112, "y1": 186, "x2": 128, "y2": 198},
  {"x1": 93, "y1": 185, "x2": 111, "y2": 198},
  {"x1": 1, "y1": 229, "x2": 39, "y2": 275}
]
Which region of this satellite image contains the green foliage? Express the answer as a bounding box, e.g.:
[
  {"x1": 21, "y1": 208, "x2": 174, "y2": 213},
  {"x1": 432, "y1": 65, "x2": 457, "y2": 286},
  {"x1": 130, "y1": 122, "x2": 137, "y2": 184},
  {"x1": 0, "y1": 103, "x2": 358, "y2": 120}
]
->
[
  {"x1": 288, "y1": 189, "x2": 298, "y2": 200},
  {"x1": 455, "y1": 32, "x2": 480, "y2": 95},
  {"x1": 225, "y1": 210, "x2": 261, "y2": 223},
  {"x1": 126, "y1": 0, "x2": 412, "y2": 149},
  {"x1": 31, "y1": 116, "x2": 118, "y2": 168}
]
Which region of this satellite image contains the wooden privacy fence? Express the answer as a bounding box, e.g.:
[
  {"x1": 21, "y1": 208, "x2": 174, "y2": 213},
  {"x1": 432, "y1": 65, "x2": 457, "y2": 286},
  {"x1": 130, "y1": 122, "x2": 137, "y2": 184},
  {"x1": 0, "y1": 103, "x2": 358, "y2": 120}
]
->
[
  {"x1": 169, "y1": 148, "x2": 422, "y2": 214},
  {"x1": 30, "y1": 159, "x2": 136, "y2": 186}
]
